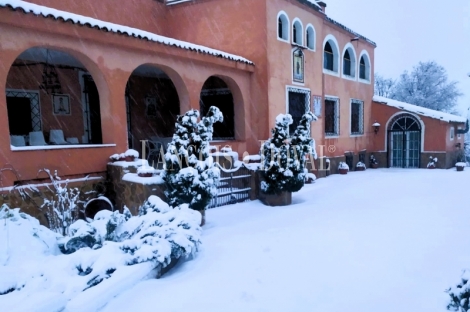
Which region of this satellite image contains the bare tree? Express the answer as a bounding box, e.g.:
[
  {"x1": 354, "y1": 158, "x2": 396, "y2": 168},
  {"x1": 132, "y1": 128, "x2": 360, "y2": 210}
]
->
[
  {"x1": 392, "y1": 61, "x2": 462, "y2": 113},
  {"x1": 374, "y1": 73, "x2": 395, "y2": 98}
]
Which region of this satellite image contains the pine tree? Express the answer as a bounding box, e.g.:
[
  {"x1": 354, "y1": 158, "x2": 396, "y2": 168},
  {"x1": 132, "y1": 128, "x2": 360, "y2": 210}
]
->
[
  {"x1": 162, "y1": 106, "x2": 223, "y2": 210},
  {"x1": 260, "y1": 112, "x2": 316, "y2": 195}
]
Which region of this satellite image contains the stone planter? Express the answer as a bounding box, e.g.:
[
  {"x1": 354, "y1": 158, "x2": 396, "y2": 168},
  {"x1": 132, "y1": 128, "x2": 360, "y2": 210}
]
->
[
  {"x1": 259, "y1": 191, "x2": 292, "y2": 206},
  {"x1": 338, "y1": 168, "x2": 348, "y2": 175},
  {"x1": 457, "y1": 166, "x2": 465, "y2": 172}
]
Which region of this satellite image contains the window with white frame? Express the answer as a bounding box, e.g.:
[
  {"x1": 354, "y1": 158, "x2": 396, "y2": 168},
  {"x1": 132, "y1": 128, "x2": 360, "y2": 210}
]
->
[
  {"x1": 292, "y1": 19, "x2": 303, "y2": 45},
  {"x1": 450, "y1": 127, "x2": 455, "y2": 140},
  {"x1": 359, "y1": 51, "x2": 371, "y2": 81},
  {"x1": 277, "y1": 12, "x2": 289, "y2": 41},
  {"x1": 350, "y1": 99, "x2": 364, "y2": 135},
  {"x1": 323, "y1": 36, "x2": 339, "y2": 73},
  {"x1": 325, "y1": 97, "x2": 339, "y2": 136},
  {"x1": 306, "y1": 25, "x2": 315, "y2": 50},
  {"x1": 458, "y1": 126, "x2": 462, "y2": 139},
  {"x1": 342, "y1": 45, "x2": 356, "y2": 78}
]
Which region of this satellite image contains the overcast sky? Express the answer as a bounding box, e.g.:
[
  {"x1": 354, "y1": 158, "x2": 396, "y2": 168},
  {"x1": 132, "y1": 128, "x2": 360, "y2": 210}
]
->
[{"x1": 325, "y1": 0, "x2": 470, "y2": 116}]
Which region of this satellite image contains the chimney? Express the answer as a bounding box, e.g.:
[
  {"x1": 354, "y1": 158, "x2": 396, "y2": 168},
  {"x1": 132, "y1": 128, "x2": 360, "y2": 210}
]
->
[{"x1": 317, "y1": 1, "x2": 327, "y2": 13}]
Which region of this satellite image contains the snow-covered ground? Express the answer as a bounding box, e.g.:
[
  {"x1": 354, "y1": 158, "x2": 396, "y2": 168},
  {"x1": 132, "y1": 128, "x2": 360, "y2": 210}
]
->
[{"x1": 97, "y1": 168, "x2": 470, "y2": 312}]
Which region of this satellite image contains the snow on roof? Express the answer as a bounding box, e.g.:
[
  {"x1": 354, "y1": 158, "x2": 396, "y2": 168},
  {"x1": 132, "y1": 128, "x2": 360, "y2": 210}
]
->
[
  {"x1": 373, "y1": 95, "x2": 466, "y2": 123},
  {"x1": 0, "y1": 0, "x2": 254, "y2": 65}
]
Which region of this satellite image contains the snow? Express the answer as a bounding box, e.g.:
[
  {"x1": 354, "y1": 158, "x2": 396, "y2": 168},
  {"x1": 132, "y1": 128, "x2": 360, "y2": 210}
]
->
[
  {"x1": 122, "y1": 173, "x2": 163, "y2": 185},
  {"x1": 338, "y1": 162, "x2": 349, "y2": 169},
  {"x1": 0, "y1": 1, "x2": 253, "y2": 65},
  {"x1": 10, "y1": 143, "x2": 116, "y2": 151},
  {"x1": 374, "y1": 95, "x2": 467, "y2": 123},
  {"x1": 95, "y1": 168, "x2": 470, "y2": 312},
  {"x1": 243, "y1": 155, "x2": 261, "y2": 162},
  {"x1": 0, "y1": 176, "x2": 103, "y2": 192},
  {"x1": 108, "y1": 159, "x2": 149, "y2": 168},
  {"x1": 124, "y1": 149, "x2": 139, "y2": 158},
  {"x1": 455, "y1": 162, "x2": 466, "y2": 167},
  {"x1": 137, "y1": 166, "x2": 158, "y2": 175}
]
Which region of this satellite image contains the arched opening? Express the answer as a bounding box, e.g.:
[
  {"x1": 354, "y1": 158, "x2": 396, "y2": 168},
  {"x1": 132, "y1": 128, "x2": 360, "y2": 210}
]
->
[
  {"x1": 323, "y1": 36, "x2": 339, "y2": 73},
  {"x1": 125, "y1": 65, "x2": 180, "y2": 154},
  {"x1": 5, "y1": 47, "x2": 102, "y2": 147},
  {"x1": 199, "y1": 76, "x2": 235, "y2": 140},
  {"x1": 278, "y1": 12, "x2": 289, "y2": 41},
  {"x1": 359, "y1": 52, "x2": 371, "y2": 81},
  {"x1": 342, "y1": 45, "x2": 356, "y2": 78},
  {"x1": 306, "y1": 25, "x2": 315, "y2": 50},
  {"x1": 292, "y1": 19, "x2": 303, "y2": 45},
  {"x1": 388, "y1": 114, "x2": 422, "y2": 168}
]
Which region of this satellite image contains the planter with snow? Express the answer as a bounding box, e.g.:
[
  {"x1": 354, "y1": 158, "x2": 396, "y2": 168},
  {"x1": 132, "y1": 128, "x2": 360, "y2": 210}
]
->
[
  {"x1": 137, "y1": 166, "x2": 157, "y2": 177},
  {"x1": 109, "y1": 154, "x2": 120, "y2": 163},
  {"x1": 259, "y1": 190, "x2": 292, "y2": 206},
  {"x1": 355, "y1": 161, "x2": 366, "y2": 171},
  {"x1": 369, "y1": 154, "x2": 379, "y2": 169},
  {"x1": 427, "y1": 156, "x2": 438, "y2": 169},
  {"x1": 305, "y1": 172, "x2": 316, "y2": 184},
  {"x1": 124, "y1": 149, "x2": 139, "y2": 162},
  {"x1": 456, "y1": 162, "x2": 466, "y2": 172},
  {"x1": 338, "y1": 162, "x2": 349, "y2": 175}
]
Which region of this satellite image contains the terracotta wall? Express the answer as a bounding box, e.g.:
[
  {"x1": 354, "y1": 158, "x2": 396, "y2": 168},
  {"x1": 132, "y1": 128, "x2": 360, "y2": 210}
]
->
[{"x1": 6, "y1": 63, "x2": 86, "y2": 142}]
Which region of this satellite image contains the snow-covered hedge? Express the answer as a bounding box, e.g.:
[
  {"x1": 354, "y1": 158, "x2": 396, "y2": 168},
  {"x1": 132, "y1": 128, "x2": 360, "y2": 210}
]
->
[{"x1": 0, "y1": 196, "x2": 201, "y2": 311}]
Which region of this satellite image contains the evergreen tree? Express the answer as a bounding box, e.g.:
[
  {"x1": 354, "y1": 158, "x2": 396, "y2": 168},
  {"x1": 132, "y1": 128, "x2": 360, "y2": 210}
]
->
[{"x1": 162, "y1": 107, "x2": 223, "y2": 210}]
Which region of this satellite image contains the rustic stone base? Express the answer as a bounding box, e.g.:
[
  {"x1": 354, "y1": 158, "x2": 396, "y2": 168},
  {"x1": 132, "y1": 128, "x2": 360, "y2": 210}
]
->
[{"x1": 259, "y1": 191, "x2": 292, "y2": 206}]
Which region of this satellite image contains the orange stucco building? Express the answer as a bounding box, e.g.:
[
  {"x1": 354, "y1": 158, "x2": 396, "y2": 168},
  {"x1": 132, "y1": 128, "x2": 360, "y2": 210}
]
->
[{"x1": 0, "y1": 0, "x2": 466, "y2": 191}]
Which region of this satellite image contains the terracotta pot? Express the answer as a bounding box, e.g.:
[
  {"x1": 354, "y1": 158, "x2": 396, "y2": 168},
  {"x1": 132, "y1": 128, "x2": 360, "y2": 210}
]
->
[
  {"x1": 370, "y1": 163, "x2": 378, "y2": 169},
  {"x1": 428, "y1": 165, "x2": 436, "y2": 169},
  {"x1": 457, "y1": 166, "x2": 465, "y2": 172},
  {"x1": 355, "y1": 166, "x2": 366, "y2": 171},
  {"x1": 125, "y1": 156, "x2": 135, "y2": 162},
  {"x1": 138, "y1": 172, "x2": 153, "y2": 177},
  {"x1": 259, "y1": 191, "x2": 292, "y2": 206},
  {"x1": 338, "y1": 168, "x2": 348, "y2": 175}
]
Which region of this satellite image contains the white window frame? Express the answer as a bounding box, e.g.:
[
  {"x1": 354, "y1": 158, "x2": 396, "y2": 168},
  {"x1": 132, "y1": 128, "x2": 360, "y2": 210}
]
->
[
  {"x1": 458, "y1": 126, "x2": 462, "y2": 139},
  {"x1": 292, "y1": 18, "x2": 304, "y2": 46},
  {"x1": 277, "y1": 11, "x2": 290, "y2": 43},
  {"x1": 305, "y1": 24, "x2": 316, "y2": 51},
  {"x1": 350, "y1": 99, "x2": 364, "y2": 136},
  {"x1": 450, "y1": 126, "x2": 455, "y2": 140},
  {"x1": 325, "y1": 96, "x2": 340, "y2": 137},
  {"x1": 341, "y1": 43, "x2": 357, "y2": 80},
  {"x1": 358, "y1": 50, "x2": 371, "y2": 84},
  {"x1": 323, "y1": 35, "x2": 340, "y2": 77}
]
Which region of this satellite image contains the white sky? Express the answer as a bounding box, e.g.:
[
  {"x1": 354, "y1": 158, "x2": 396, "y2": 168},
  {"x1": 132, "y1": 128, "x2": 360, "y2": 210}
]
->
[{"x1": 325, "y1": 0, "x2": 470, "y2": 116}]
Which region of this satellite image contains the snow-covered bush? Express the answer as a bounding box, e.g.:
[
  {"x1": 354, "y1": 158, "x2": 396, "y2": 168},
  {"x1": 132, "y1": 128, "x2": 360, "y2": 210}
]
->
[
  {"x1": 427, "y1": 156, "x2": 438, "y2": 168},
  {"x1": 338, "y1": 162, "x2": 349, "y2": 170},
  {"x1": 260, "y1": 112, "x2": 317, "y2": 195},
  {"x1": 356, "y1": 161, "x2": 366, "y2": 168},
  {"x1": 39, "y1": 169, "x2": 82, "y2": 236},
  {"x1": 124, "y1": 149, "x2": 139, "y2": 159},
  {"x1": 446, "y1": 270, "x2": 470, "y2": 311},
  {"x1": 109, "y1": 154, "x2": 120, "y2": 162},
  {"x1": 456, "y1": 162, "x2": 466, "y2": 168},
  {"x1": 370, "y1": 154, "x2": 378, "y2": 166},
  {"x1": 162, "y1": 107, "x2": 223, "y2": 211}
]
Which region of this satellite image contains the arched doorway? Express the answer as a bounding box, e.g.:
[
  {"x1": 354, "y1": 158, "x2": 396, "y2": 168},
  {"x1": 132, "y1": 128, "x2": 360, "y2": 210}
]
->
[
  {"x1": 199, "y1": 76, "x2": 234, "y2": 140},
  {"x1": 388, "y1": 114, "x2": 421, "y2": 168},
  {"x1": 5, "y1": 47, "x2": 102, "y2": 146}
]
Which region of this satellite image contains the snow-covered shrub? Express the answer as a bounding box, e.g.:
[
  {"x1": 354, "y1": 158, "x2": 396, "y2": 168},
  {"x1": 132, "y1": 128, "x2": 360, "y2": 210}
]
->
[
  {"x1": 356, "y1": 161, "x2": 366, "y2": 168},
  {"x1": 456, "y1": 162, "x2": 466, "y2": 168},
  {"x1": 124, "y1": 149, "x2": 139, "y2": 159},
  {"x1": 338, "y1": 162, "x2": 349, "y2": 170},
  {"x1": 427, "y1": 156, "x2": 438, "y2": 168},
  {"x1": 39, "y1": 169, "x2": 82, "y2": 236},
  {"x1": 446, "y1": 270, "x2": 470, "y2": 311},
  {"x1": 260, "y1": 112, "x2": 317, "y2": 195},
  {"x1": 370, "y1": 154, "x2": 378, "y2": 166},
  {"x1": 109, "y1": 154, "x2": 120, "y2": 162},
  {"x1": 162, "y1": 107, "x2": 223, "y2": 211}
]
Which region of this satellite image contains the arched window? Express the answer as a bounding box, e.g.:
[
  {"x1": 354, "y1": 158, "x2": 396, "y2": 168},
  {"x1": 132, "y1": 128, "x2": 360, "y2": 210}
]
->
[
  {"x1": 323, "y1": 35, "x2": 339, "y2": 73},
  {"x1": 342, "y1": 44, "x2": 357, "y2": 78},
  {"x1": 388, "y1": 114, "x2": 422, "y2": 168},
  {"x1": 359, "y1": 51, "x2": 371, "y2": 81},
  {"x1": 292, "y1": 19, "x2": 303, "y2": 45},
  {"x1": 306, "y1": 25, "x2": 315, "y2": 50},
  {"x1": 277, "y1": 12, "x2": 289, "y2": 41}
]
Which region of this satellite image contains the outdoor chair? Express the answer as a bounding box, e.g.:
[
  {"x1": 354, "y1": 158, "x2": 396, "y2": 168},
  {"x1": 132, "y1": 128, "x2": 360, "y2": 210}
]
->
[
  {"x1": 49, "y1": 129, "x2": 68, "y2": 145},
  {"x1": 66, "y1": 137, "x2": 79, "y2": 144},
  {"x1": 29, "y1": 131, "x2": 47, "y2": 146},
  {"x1": 10, "y1": 135, "x2": 26, "y2": 147}
]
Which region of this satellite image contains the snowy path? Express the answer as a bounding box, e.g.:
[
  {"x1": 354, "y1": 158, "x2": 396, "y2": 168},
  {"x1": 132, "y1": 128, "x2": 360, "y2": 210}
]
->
[{"x1": 101, "y1": 169, "x2": 470, "y2": 312}]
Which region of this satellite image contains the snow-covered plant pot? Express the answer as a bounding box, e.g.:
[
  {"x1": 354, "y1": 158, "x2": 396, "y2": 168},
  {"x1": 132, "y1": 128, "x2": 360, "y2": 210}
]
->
[
  {"x1": 369, "y1": 154, "x2": 379, "y2": 169},
  {"x1": 456, "y1": 162, "x2": 466, "y2": 172},
  {"x1": 305, "y1": 172, "x2": 316, "y2": 184},
  {"x1": 338, "y1": 162, "x2": 349, "y2": 175},
  {"x1": 118, "y1": 153, "x2": 126, "y2": 161},
  {"x1": 259, "y1": 112, "x2": 317, "y2": 206},
  {"x1": 124, "y1": 149, "x2": 139, "y2": 162},
  {"x1": 109, "y1": 154, "x2": 120, "y2": 163},
  {"x1": 355, "y1": 161, "x2": 366, "y2": 171},
  {"x1": 137, "y1": 166, "x2": 157, "y2": 177},
  {"x1": 427, "y1": 156, "x2": 437, "y2": 169}
]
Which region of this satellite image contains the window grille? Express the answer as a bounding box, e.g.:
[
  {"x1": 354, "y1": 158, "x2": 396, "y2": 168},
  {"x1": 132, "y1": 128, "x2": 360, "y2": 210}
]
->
[
  {"x1": 350, "y1": 99, "x2": 364, "y2": 135},
  {"x1": 287, "y1": 87, "x2": 311, "y2": 134},
  {"x1": 325, "y1": 97, "x2": 339, "y2": 136},
  {"x1": 6, "y1": 90, "x2": 41, "y2": 132}
]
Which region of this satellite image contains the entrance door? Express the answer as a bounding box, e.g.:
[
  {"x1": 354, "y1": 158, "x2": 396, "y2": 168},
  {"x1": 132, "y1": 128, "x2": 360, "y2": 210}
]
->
[
  {"x1": 388, "y1": 114, "x2": 421, "y2": 168},
  {"x1": 288, "y1": 88, "x2": 310, "y2": 134}
]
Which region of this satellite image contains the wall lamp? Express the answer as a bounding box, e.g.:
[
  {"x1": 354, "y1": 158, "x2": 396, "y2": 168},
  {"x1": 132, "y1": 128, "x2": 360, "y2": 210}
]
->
[{"x1": 372, "y1": 122, "x2": 381, "y2": 134}]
